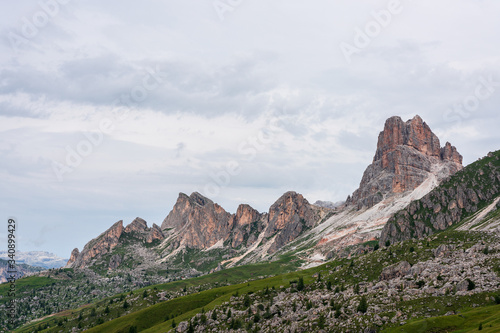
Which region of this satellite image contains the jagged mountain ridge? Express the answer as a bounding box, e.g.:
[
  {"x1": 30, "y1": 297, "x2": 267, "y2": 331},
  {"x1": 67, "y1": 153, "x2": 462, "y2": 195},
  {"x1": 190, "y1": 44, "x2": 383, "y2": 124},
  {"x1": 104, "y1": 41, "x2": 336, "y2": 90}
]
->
[
  {"x1": 65, "y1": 191, "x2": 327, "y2": 273},
  {"x1": 64, "y1": 115, "x2": 465, "y2": 273},
  {"x1": 66, "y1": 218, "x2": 165, "y2": 269}
]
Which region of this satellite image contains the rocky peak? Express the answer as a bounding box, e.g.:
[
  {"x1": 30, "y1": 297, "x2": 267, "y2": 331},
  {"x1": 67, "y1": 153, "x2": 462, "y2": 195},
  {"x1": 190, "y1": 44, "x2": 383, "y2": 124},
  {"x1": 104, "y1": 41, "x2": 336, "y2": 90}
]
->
[
  {"x1": 233, "y1": 204, "x2": 260, "y2": 227},
  {"x1": 348, "y1": 115, "x2": 463, "y2": 209},
  {"x1": 161, "y1": 192, "x2": 233, "y2": 249},
  {"x1": 190, "y1": 191, "x2": 213, "y2": 207},
  {"x1": 66, "y1": 220, "x2": 123, "y2": 269},
  {"x1": 374, "y1": 115, "x2": 441, "y2": 165},
  {"x1": 265, "y1": 191, "x2": 319, "y2": 254},
  {"x1": 65, "y1": 248, "x2": 80, "y2": 268},
  {"x1": 124, "y1": 217, "x2": 148, "y2": 233},
  {"x1": 441, "y1": 141, "x2": 463, "y2": 165}
]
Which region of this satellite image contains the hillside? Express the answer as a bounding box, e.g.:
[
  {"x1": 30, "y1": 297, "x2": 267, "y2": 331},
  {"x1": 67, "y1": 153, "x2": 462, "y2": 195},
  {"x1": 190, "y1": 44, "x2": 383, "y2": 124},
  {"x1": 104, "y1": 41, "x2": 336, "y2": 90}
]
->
[
  {"x1": 12, "y1": 228, "x2": 500, "y2": 332},
  {"x1": 381, "y1": 150, "x2": 500, "y2": 245}
]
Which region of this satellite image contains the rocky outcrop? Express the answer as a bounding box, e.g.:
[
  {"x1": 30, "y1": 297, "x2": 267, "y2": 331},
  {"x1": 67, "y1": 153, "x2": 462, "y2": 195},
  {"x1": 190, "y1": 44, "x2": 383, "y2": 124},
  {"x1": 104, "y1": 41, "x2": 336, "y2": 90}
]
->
[
  {"x1": 161, "y1": 191, "x2": 321, "y2": 255},
  {"x1": 108, "y1": 254, "x2": 122, "y2": 270},
  {"x1": 124, "y1": 217, "x2": 148, "y2": 234},
  {"x1": 380, "y1": 261, "x2": 411, "y2": 280},
  {"x1": 66, "y1": 220, "x2": 124, "y2": 269},
  {"x1": 230, "y1": 204, "x2": 264, "y2": 248},
  {"x1": 124, "y1": 218, "x2": 165, "y2": 244},
  {"x1": 347, "y1": 115, "x2": 463, "y2": 209},
  {"x1": 266, "y1": 191, "x2": 320, "y2": 254},
  {"x1": 146, "y1": 224, "x2": 165, "y2": 244},
  {"x1": 380, "y1": 150, "x2": 500, "y2": 245},
  {"x1": 161, "y1": 192, "x2": 234, "y2": 249},
  {"x1": 65, "y1": 248, "x2": 80, "y2": 268}
]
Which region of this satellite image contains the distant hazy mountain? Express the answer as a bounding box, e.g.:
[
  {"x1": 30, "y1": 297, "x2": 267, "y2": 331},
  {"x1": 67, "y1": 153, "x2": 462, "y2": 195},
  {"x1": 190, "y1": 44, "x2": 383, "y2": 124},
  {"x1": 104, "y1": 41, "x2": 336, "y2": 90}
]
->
[
  {"x1": 0, "y1": 251, "x2": 67, "y2": 269},
  {"x1": 0, "y1": 259, "x2": 44, "y2": 283},
  {"x1": 313, "y1": 200, "x2": 344, "y2": 209}
]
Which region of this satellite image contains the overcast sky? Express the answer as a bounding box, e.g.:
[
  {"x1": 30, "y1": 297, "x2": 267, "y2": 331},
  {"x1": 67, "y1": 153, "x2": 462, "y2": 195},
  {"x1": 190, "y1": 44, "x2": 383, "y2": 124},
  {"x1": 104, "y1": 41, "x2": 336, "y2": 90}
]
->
[{"x1": 1, "y1": 0, "x2": 499, "y2": 258}]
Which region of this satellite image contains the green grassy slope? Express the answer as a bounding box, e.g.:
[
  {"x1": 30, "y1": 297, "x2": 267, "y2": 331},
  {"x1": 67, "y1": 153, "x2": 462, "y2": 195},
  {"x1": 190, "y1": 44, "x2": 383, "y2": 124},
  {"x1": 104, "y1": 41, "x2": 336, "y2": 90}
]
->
[{"x1": 382, "y1": 304, "x2": 500, "y2": 333}]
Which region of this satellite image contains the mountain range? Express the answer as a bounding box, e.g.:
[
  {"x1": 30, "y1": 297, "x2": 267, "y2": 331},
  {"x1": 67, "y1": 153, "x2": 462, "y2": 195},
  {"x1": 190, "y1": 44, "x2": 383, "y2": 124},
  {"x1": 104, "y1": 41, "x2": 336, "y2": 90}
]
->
[
  {"x1": 4, "y1": 115, "x2": 500, "y2": 333},
  {"x1": 64, "y1": 115, "x2": 473, "y2": 276}
]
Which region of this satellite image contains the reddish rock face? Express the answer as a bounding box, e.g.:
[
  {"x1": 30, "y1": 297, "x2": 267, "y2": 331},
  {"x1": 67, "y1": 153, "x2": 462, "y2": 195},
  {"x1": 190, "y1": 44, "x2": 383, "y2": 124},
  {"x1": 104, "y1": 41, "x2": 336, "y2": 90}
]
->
[
  {"x1": 441, "y1": 141, "x2": 463, "y2": 165},
  {"x1": 124, "y1": 217, "x2": 148, "y2": 234},
  {"x1": 265, "y1": 191, "x2": 319, "y2": 254},
  {"x1": 67, "y1": 220, "x2": 124, "y2": 269},
  {"x1": 161, "y1": 192, "x2": 233, "y2": 249},
  {"x1": 160, "y1": 191, "x2": 320, "y2": 253},
  {"x1": 230, "y1": 204, "x2": 262, "y2": 248},
  {"x1": 233, "y1": 204, "x2": 260, "y2": 227},
  {"x1": 65, "y1": 248, "x2": 80, "y2": 267},
  {"x1": 348, "y1": 115, "x2": 463, "y2": 209},
  {"x1": 146, "y1": 224, "x2": 165, "y2": 244}
]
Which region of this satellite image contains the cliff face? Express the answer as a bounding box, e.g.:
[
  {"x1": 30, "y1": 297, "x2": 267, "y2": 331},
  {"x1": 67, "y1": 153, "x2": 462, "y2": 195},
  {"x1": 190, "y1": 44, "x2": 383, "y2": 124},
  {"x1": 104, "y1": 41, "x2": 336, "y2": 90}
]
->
[
  {"x1": 124, "y1": 217, "x2": 165, "y2": 244},
  {"x1": 380, "y1": 150, "x2": 500, "y2": 244},
  {"x1": 161, "y1": 192, "x2": 234, "y2": 249},
  {"x1": 65, "y1": 217, "x2": 165, "y2": 269},
  {"x1": 161, "y1": 191, "x2": 320, "y2": 255},
  {"x1": 265, "y1": 191, "x2": 320, "y2": 254},
  {"x1": 348, "y1": 115, "x2": 463, "y2": 209},
  {"x1": 230, "y1": 204, "x2": 263, "y2": 248},
  {"x1": 66, "y1": 220, "x2": 124, "y2": 269}
]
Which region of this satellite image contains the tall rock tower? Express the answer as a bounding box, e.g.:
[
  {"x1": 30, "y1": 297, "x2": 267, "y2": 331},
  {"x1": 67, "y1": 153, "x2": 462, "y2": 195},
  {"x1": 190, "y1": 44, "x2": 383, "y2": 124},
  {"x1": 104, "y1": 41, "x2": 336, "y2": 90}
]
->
[{"x1": 347, "y1": 115, "x2": 462, "y2": 209}]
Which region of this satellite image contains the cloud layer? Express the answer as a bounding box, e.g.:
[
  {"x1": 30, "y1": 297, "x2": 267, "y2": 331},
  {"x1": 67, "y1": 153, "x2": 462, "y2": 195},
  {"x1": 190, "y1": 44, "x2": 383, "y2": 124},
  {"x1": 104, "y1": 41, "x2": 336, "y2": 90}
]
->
[{"x1": 0, "y1": 0, "x2": 499, "y2": 257}]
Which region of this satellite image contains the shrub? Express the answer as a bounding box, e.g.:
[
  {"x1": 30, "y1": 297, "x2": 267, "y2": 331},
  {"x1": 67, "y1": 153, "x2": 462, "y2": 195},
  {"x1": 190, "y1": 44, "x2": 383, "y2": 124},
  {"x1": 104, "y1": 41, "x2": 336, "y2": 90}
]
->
[
  {"x1": 467, "y1": 279, "x2": 476, "y2": 291},
  {"x1": 297, "y1": 277, "x2": 305, "y2": 291},
  {"x1": 243, "y1": 294, "x2": 251, "y2": 307},
  {"x1": 357, "y1": 296, "x2": 368, "y2": 313},
  {"x1": 318, "y1": 313, "x2": 326, "y2": 329}
]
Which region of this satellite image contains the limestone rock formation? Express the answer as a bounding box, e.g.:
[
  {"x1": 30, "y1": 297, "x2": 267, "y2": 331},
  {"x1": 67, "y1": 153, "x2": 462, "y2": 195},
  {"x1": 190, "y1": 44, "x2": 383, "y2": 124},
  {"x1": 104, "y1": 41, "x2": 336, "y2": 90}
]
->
[
  {"x1": 347, "y1": 115, "x2": 463, "y2": 209},
  {"x1": 124, "y1": 217, "x2": 165, "y2": 243},
  {"x1": 161, "y1": 192, "x2": 233, "y2": 249},
  {"x1": 146, "y1": 224, "x2": 165, "y2": 244},
  {"x1": 124, "y1": 217, "x2": 148, "y2": 234},
  {"x1": 65, "y1": 248, "x2": 80, "y2": 267},
  {"x1": 160, "y1": 191, "x2": 321, "y2": 255},
  {"x1": 66, "y1": 220, "x2": 124, "y2": 269},
  {"x1": 230, "y1": 204, "x2": 263, "y2": 248},
  {"x1": 265, "y1": 191, "x2": 320, "y2": 254}
]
